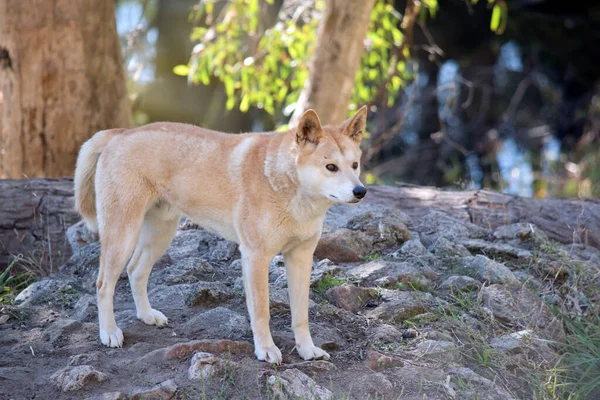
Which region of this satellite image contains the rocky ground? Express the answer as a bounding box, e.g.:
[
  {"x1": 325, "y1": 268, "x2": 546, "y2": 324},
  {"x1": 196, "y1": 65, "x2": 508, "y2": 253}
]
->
[{"x1": 1, "y1": 200, "x2": 599, "y2": 399}]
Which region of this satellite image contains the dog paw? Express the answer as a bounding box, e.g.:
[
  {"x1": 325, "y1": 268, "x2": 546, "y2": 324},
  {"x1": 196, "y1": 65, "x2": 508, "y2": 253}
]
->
[
  {"x1": 137, "y1": 309, "x2": 169, "y2": 326},
  {"x1": 255, "y1": 344, "x2": 283, "y2": 365},
  {"x1": 99, "y1": 326, "x2": 124, "y2": 348},
  {"x1": 296, "y1": 344, "x2": 330, "y2": 361}
]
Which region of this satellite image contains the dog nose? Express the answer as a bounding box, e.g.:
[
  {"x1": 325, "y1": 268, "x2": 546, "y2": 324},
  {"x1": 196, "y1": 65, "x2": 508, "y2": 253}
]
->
[{"x1": 353, "y1": 186, "x2": 367, "y2": 199}]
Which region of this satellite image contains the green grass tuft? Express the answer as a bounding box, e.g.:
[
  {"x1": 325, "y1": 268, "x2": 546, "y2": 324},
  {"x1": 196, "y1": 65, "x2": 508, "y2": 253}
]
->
[{"x1": 0, "y1": 256, "x2": 33, "y2": 305}]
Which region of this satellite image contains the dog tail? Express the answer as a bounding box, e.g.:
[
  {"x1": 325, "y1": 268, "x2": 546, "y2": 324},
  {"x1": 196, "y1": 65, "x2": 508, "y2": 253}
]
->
[{"x1": 74, "y1": 130, "x2": 116, "y2": 232}]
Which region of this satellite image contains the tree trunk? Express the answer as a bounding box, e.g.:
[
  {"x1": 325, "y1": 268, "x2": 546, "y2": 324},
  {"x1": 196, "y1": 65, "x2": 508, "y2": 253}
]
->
[
  {"x1": 0, "y1": 0, "x2": 132, "y2": 179},
  {"x1": 289, "y1": 0, "x2": 377, "y2": 126},
  {"x1": 2, "y1": 179, "x2": 599, "y2": 273}
]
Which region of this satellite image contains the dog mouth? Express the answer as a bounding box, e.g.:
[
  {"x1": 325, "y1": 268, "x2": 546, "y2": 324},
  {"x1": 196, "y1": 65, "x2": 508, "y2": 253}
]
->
[{"x1": 328, "y1": 194, "x2": 361, "y2": 204}]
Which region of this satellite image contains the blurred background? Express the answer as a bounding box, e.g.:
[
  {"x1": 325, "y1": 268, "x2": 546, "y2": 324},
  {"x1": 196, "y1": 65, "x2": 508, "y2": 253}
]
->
[{"x1": 2, "y1": 0, "x2": 599, "y2": 199}]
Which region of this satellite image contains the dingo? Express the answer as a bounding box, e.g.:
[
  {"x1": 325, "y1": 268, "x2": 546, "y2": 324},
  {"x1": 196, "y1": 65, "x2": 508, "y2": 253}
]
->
[{"x1": 74, "y1": 107, "x2": 368, "y2": 364}]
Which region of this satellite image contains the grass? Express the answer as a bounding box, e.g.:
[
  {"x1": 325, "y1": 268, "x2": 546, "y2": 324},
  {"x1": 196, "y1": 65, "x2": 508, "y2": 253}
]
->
[
  {"x1": 311, "y1": 276, "x2": 346, "y2": 294},
  {"x1": 0, "y1": 256, "x2": 33, "y2": 305},
  {"x1": 537, "y1": 311, "x2": 600, "y2": 399}
]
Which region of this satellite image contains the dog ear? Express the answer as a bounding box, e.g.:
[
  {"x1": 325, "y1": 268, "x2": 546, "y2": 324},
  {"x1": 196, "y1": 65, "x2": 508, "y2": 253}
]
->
[
  {"x1": 296, "y1": 109, "x2": 323, "y2": 148},
  {"x1": 340, "y1": 105, "x2": 368, "y2": 143}
]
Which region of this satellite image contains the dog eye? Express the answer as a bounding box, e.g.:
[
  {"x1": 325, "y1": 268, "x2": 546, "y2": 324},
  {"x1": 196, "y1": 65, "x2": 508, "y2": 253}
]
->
[
  {"x1": 326, "y1": 164, "x2": 338, "y2": 172},
  {"x1": 352, "y1": 162, "x2": 359, "y2": 169}
]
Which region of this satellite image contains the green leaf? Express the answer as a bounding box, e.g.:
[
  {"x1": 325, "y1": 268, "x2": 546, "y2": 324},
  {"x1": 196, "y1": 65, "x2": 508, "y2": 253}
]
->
[
  {"x1": 173, "y1": 65, "x2": 190, "y2": 76},
  {"x1": 226, "y1": 96, "x2": 236, "y2": 110},
  {"x1": 239, "y1": 94, "x2": 250, "y2": 112},
  {"x1": 490, "y1": 4, "x2": 502, "y2": 32}
]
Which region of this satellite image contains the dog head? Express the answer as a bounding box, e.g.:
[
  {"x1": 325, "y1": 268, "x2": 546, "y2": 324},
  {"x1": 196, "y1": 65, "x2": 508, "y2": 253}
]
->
[{"x1": 295, "y1": 106, "x2": 368, "y2": 204}]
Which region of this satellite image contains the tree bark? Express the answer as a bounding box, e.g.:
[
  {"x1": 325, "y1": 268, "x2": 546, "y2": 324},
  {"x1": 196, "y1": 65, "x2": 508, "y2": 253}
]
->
[
  {"x1": 2, "y1": 179, "x2": 599, "y2": 273},
  {"x1": 0, "y1": 0, "x2": 132, "y2": 179},
  {"x1": 289, "y1": 0, "x2": 377, "y2": 126}
]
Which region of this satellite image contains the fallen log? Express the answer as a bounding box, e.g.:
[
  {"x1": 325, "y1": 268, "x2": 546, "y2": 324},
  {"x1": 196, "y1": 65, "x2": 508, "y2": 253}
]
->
[{"x1": 1, "y1": 179, "x2": 599, "y2": 272}]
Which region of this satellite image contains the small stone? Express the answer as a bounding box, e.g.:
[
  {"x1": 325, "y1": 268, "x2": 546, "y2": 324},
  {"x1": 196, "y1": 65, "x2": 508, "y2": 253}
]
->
[
  {"x1": 138, "y1": 339, "x2": 253, "y2": 363},
  {"x1": 156, "y1": 258, "x2": 215, "y2": 285},
  {"x1": 310, "y1": 259, "x2": 340, "y2": 286},
  {"x1": 74, "y1": 294, "x2": 97, "y2": 322},
  {"x1": 347, "y1": 261, "x2": 436, "y2": 290},
  {"x1": 0, "y1": 314, "x2": 10, "y2": 324},
  {"x1": 268, "y1": 368, "x2": 333, "y2": 400},
  {"x1": 132, "y1": 379, "x2": 177, "y2": 400},
  {"x1": 50, "y1": 365, "x2": 108, "y2": 392},
  {"x1": 188, "y1": 352, "x2": 223, "y2": 381},
  {"x1": 402, "y1": 328, "x2": 418, "y2": 339},
  {"x1": 368, "y1": 324, "x2": 402, "y2": 343},
  {"x1": 440, "y1": 275, "x2": 482, "y2": 292},
  {"x1": 489, "y1": 330, "x2": 540, "y2": 353},
  {"x1": 210, "y1": 240, "x2": 240, "y2": 261},
  {"x1": 493, "y1": 223, "x2": 548, "y2": 243},
  {"x1": 345, "y1": 210, "x2": 411, "y2": 250},
  {"x1": 460, "y1": 238, "x2": 533, "y2": 260},
  {"x1": 315, "y1": 228, "x2": 371, "y2": 262},
  {"x1": 459, "y1": 255, "x2": 519, "y2": 286},
  {"x1": 364, "y1": 350, "x2": 404, "y2": 370},
  {"x1": 429, "y1": 237, "x2": 471, "y2": 258},
  {"x1": 44, "y1": 319, "x2": 82, "y2": 344},
  {"x1": 67, "y1": 220, "x2": 99, "y2": 255},
  {"x1": 68, "y1": 352, "x2": 100, "y2": 366},
  {"x1": 366, "y1": 290, "x2": 437, "y2": 322},
  {"x1": 86, "y1": 392, "x2": 127, "y2": 400},
  {"x1": 325, "y1": 284, "x2": 377, "y2": 313}
]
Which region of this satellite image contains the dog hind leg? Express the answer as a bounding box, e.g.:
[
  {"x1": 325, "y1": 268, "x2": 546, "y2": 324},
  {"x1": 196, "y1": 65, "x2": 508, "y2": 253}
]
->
[{"x1": 127, "y1": 202, "x2": 180, "y2": 326}]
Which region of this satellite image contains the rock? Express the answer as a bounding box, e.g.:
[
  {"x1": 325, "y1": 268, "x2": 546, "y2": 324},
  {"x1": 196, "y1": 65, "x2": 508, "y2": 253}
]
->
[
  {"x1": 44, "y1": 318, "x2": 82, "y2": 344},
  {"x1": 412, "y1": 340, "x2": 458, "y2": 363},
  {"x1": 148, "y1": 282, "x2": 233, "y2": 309},
  {"x1": 314, "y1": 228, "x2": 371, "y2": 262},
  {"x1": 366, "y1": 290, "x2": 437, "y2": 322},
  {"x1": 86, "y1": 392, "x2": 127, "y2": 400},
  {"x1": 310, "y1": 259, "x2": 340, "y2": 286},
  {"x1": 66, "y1": 221, "x2": 98, "y2": 255},
  {"x1": 184, "y1": 283, "x2": 235, "y2": 306},
  {"x1": 460, "y1": 238, "x2": 533, "y2": 260},
  {"x1": 210, "y1": 240, "x2": 239, "y2": 262},
  {"x1": 325, "y1": 284, "x2": 378, "y2": 313},
  {"x1": 493, "y1": 222, "x2": 548, "y2": 243},
  {"x1": 345, "y1": 210, "x2": 411, "y2": 250},
  {"x1": 59, "y1": 242, "x2": 102, "y2": 289},
  {"x1": 131, "y1": 379, "x2": 177, "y2": 400},
  {"x1": 489, "y1": 330, "x2": 543, "y2": 353},
  {"x1": 155, "y1": 258, "x2": 215, "y2": 285},
  {"x1": 448, "y1": 367, "x2": 516, "y2": 400},
  {"x1": 390, "y1": 238, "x2": 437, "y2": 266},
  {"x1": 440, "y1": 275, "x2": 482, "y2": 292},
  {"x1": 73, "y1": 294, "x2": 96, "y2": 322},
  {"x1": 368, "y1": 324, "x2": 402, "y2": 343},
  {"x1": 269, "y1": 255, "x2": 287, "y2": 288},
  {"x1": 346, "y1": 261, "x2": 436, "y2": 290},
  {"x1": 50, "y1": 365, "x2": 108, "y2": 392},
  {"x1": 182, "y1": 307, "x2": 249, "y2": 339},
  {"x1": 364, "y1": 350, "x2": 404, "y2": 370},
  {"x1": 188, "y1": 351, "x2": 231, "y2": 381},
  {"x1": 14, "y1": 278, "x2": 81, "y2": 307},
  {"x1": 481, "y1": 285, "x2": 565, "y2": 341},
  {"x1": 139, "y1": 339, "x2": 253, "y2": 363},
  {"x1": 458, "y1": 255, "x2": 519, "y2": 286},
  {"x1": 415, "y1": 211, "x2": 488, "y2": 245},
  {"x1": 402, "y1": 328, "x2": 419, "y2": 339},
  {"x1": 0, "y1": 314, "x2": 9, "y2": 325},
  {"x1": 268, "y1": 368, "x2": 333, "y2": 400},
  {"x1": 68, "y1": 353, "x2": 100, "y2": 366},
  {"x1": 429, "y1": 237, "x2": 471, "y2": 258}
]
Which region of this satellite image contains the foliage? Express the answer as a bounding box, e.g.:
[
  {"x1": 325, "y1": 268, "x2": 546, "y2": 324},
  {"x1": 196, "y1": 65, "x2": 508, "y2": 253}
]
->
[
  {"x1": 0, "y1": 256, "x2": 32, "y2": 305},
  {"x1": 175, "y1": 0, "x2": 437, "y2": 117}
]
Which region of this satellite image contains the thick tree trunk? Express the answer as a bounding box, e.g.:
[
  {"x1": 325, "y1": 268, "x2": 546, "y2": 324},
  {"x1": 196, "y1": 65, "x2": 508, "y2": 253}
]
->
[
  {"x1": 2, "y1": 179, "x2": 599, "y2": 273},
  {"x1": 0, "y1": 0, "x2": 132, "y2": 179},
  {"x1": 289, "y1": 0, "x2": 377, "y2": 126}
]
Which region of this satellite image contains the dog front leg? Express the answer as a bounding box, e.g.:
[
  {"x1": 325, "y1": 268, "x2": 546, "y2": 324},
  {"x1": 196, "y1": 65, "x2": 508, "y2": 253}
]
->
[
  {"x1": 284, "y1": 238, "x2": 330, "y2": 361},
  {"x1": 241, "y1": 249, "x2": 282, "y2": 364}
]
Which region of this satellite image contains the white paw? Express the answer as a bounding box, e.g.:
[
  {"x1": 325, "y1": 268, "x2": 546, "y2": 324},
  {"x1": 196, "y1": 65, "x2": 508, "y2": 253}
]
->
[
  {"x1": 99, "y1": 326, "x2": 124, "y2": 348},
  {"x1": 137, "y1": 309, "x2": 169, "y2": 326},
  {"x1": 296, "y1": 344, "x2": 330, "y2": 361},
  {"x1": 255, "y1": 343, "x2": 283, "y2": 365}
]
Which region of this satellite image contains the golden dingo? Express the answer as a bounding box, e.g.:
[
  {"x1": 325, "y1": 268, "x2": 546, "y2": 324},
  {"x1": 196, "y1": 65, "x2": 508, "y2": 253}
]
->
[{"x1": 74, "y1": 107, "x2": 368, "y2": 364}]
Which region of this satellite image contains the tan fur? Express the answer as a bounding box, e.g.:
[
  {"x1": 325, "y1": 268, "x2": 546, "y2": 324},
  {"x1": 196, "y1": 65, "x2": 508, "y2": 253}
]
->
[{"x1": 74, "y1": 107, "x2": 368, "y2": 364}]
